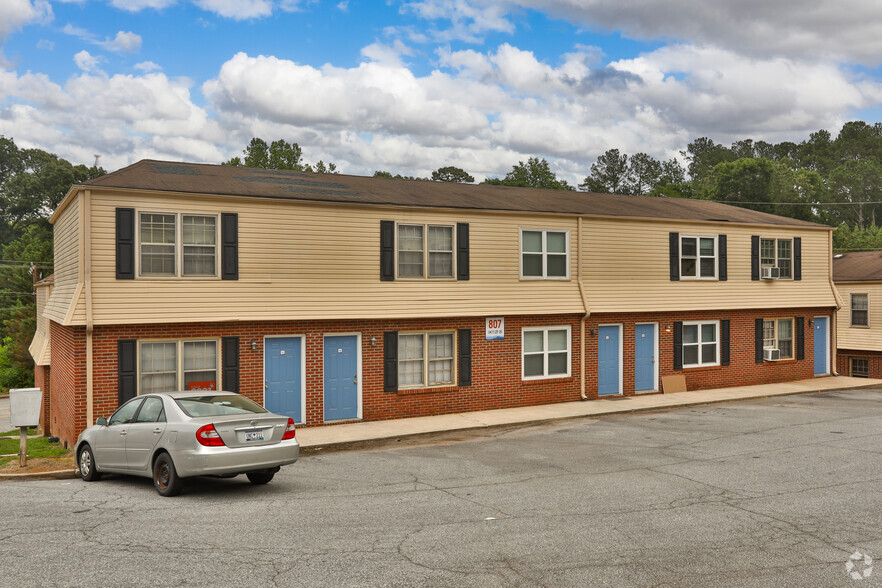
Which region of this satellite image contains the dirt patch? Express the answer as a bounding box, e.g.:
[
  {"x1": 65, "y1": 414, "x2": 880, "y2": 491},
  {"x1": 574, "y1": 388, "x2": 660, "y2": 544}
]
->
[{"x1": 0, "y1": 456, "x2": 76, "y2": 475}]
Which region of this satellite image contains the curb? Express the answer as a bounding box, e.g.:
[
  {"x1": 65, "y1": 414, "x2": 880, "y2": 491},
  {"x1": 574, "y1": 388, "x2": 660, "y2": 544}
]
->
[{"x1": 0, "y1": 469, "x2": 77, "y2": 481}]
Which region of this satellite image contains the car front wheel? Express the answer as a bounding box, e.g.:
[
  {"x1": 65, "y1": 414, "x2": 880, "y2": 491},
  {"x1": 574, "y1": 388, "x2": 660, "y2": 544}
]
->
[
  {"x1": 77, "y1": 444, "x2": 102, "y2": 482},
  {"x1": 153, "y1": 452, "x2": 183, "y2": 497},
  {"x1": 246, "y1": 470, "x2": 275, "y2": 485}
]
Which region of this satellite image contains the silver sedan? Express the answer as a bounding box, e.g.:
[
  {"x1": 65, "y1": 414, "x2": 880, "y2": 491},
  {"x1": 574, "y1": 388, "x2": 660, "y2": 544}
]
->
[{"x1": 74, "y1": 391, "x2": 299, "y2": 496}]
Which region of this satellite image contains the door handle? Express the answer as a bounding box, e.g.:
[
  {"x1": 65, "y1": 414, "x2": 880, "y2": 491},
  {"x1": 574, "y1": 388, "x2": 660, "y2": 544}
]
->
[
  {"x1": 353, "y1": 376, "x2": 358, "y2": 384},
  {"x1": 153, "y1": 428, "x2": 162, "y2": 434},
  {"x1": 119, "y1": 431, "x2": 127, "y2": 436}
]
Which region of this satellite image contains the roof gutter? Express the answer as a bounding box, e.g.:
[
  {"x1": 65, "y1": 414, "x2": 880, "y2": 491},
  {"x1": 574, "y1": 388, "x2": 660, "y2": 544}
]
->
[{"x1": 577, "y1": 216, "x2": 591, "y2": 399}]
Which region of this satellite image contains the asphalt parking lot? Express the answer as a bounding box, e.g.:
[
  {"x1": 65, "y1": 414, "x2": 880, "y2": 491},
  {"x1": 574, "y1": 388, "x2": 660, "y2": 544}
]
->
[{"x1": 2, "y1": 389, "x2": 882, "y2": 587}]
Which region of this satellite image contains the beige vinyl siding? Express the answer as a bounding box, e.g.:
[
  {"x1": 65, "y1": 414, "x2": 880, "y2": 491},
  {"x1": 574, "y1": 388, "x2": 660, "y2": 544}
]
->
[
  {"x1": 581, "y1": 218, "x2": 836, "y2": 312},
  {"x1": 836, "y1": 283, "x2": 882, "y2": 352},
  {"x1": 86, "y1": 191, "x2": 584, "y2": 325},
  {"x1": 28, "y1": 283, "x2": 52, "y2": 365},
  {"x1": 45, "y1": 196, "x2": 84, "y2": 324}
]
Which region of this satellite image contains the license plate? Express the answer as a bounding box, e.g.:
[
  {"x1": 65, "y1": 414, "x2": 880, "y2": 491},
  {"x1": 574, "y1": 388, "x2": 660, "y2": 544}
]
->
[{"x1": 244, "y1": 430, "x2": 264, "y2": 442}]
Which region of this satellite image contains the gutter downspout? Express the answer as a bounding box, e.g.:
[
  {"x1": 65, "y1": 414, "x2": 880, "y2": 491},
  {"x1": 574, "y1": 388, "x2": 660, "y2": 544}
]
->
[
  {"x1": 83, "y1": 190, "x2": 95, "y2": 425},
  {"x1": 577, "y1": 217, "x2": 591, "y2": 399},
  {"x1": 828, "y1": 229, "x2": 841, "y2": 376}
]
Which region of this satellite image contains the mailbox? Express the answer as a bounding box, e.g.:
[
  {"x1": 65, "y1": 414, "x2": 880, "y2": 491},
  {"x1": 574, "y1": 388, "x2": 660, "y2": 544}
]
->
[{"x1": 10, "y1": 387, "x2": 42, "y2": 428}]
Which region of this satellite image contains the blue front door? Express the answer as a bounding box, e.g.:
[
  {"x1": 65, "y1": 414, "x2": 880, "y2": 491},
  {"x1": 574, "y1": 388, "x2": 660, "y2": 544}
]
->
[
  {"x1": 324, "y1": 335, "x2": 359, "y2": 421},
  {"x1": 814, "y1": 317, "x2": 828, "y2": 375},
  {"x1": 635, "y1": 324, "x2": 655, "y2": 392},
  {"x1": 598, "y1": 326, "x2": 620, "y2": 396},
  {"x1": 264, "y1": 337, "x2": 303, "y2": 422}
]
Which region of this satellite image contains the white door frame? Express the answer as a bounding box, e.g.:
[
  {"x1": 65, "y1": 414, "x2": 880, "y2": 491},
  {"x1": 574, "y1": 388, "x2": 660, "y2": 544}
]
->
[
  {"x1": 635, "y1": 322, "x2": 659, "y2": 393},
  {"x1": 814, "y1": 316, "x2": 830, "y2": 376},
  {"x1": 263, "y1": 334, "x2": 307, "y2": 424},
  {"x1": 598, "y1": 323, "x2": 624, "y2": 396}
]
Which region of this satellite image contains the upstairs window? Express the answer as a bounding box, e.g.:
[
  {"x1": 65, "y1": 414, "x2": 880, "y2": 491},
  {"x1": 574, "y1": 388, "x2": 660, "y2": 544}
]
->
[
  {"x1": 139, "y1": 212, "x2": 217, "y2": 278},
  {"x1": 397, "y1": 224, "x2": 454, "y2": 279},
  {"x1": 760, "y1": 238, "x2": 792, "y2": 279},
  {"x1": 852, "y1": 294, "x2": 869, "y2": 327},
  {"x1": 521, "y1": 230, "x2": 569, "y2": 279},
  {"x1": 680, "y1": 236, "x2": 716, "y2": 279}
]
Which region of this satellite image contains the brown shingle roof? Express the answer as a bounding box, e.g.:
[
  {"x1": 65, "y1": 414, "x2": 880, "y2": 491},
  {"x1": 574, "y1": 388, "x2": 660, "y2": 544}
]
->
[
  {"x1": 833, "y1": 251, "x2": 882, "y2": 282},
  {"x1": 81, "y1": 159, "x2": 829, "y2": 229}
]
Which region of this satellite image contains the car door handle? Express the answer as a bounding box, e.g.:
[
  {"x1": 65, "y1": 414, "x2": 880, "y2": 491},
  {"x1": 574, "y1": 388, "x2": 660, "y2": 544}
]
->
[
  {"x1": 119, "y1": 431, "x2": 127, "y2": 436},
  {"x1": 153, "y1": 428, "x2": 162, "y2": 434}
]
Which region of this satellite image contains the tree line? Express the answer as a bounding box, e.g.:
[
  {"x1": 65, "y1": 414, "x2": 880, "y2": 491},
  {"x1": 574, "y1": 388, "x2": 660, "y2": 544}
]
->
[{"x1": 4, "y1": 121, "x2": 882, "y2": 389}]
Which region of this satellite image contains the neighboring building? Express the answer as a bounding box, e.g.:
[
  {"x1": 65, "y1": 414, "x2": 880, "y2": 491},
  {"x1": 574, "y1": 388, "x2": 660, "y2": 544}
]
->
[
  {"x1": 31, "y1": 160, "x2": 840, "y2": 446},
  {"x1": 833, "y1": 251, "x2": 882, "y2": 378}
]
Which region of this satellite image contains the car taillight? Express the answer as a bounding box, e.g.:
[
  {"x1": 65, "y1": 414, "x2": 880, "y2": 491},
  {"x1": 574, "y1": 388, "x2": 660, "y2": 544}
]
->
[
  {"x1": 282, "y1": 418, "x2": 296, "y2": 440},
  {"x1": 196, "y1": 424, "x2": 225, "y2": 447}
]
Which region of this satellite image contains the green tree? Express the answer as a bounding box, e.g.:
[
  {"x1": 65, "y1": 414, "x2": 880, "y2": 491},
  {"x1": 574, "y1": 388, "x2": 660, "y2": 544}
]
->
[
  {"x1": 828, "y1": 158, "x2": 882, "y2": 229},
  {"x1": 681, "y1": 137, "x2": 736, "y2": 182},
  {"x1": 222, "y1": 138, "x2": 338, "y2": 173},
  {"x1": 431, "y1": 166, "x2": 474, "y2": 183},
  {"x1": 485, "y1": 157, "x2": 573, "y2": 190},
  {"x1": 703, "y1": 158, "x2": 777, "y2": 214},
  {"x1": 580, "y1": 149, "x2": 630, "y2": 194}
]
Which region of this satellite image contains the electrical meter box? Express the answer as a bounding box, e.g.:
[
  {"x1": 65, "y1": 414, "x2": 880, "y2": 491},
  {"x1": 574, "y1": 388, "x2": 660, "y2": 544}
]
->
[{"x1": 9, "y1": 388, "x2": 42, "y2": 427}]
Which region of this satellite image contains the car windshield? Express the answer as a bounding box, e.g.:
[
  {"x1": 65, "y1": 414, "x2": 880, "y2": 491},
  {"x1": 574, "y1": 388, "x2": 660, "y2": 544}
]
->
[{"x1": 175, "y1": 395, "x2": 268, "y2": 417}]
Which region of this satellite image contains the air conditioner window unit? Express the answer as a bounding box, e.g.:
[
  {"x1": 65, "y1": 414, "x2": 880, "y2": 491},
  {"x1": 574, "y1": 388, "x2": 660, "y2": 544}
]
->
[
  {"x1": 761, "y1": 266, "x2": 780, "y2": 279},
  {"x1": 764, "y1": 348, "x2": 781, "y2": 361}
]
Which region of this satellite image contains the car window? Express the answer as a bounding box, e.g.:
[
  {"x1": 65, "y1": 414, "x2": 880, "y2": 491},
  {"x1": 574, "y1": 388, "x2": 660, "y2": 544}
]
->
[
  {"x1": 175, "y1": 395, "x2": 268, "y2": 418},
  {"x1": 135, "y1": 397, "x2": 165, "y2": 423},
  {"x1": 108, "y1": 399, "x2": 143, "y2": 425}
]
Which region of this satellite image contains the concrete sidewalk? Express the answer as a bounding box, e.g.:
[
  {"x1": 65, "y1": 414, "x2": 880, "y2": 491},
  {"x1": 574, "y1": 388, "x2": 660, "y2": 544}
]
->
[{"x1": 296, "y1": 376, "x2": 882, "y2": 452}]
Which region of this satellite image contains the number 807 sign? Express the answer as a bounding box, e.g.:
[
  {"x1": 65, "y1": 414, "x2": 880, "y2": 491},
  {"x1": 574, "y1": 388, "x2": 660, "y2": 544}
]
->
[{"x1": 486, "y1": 317, "x2": 505, "y2": 340}]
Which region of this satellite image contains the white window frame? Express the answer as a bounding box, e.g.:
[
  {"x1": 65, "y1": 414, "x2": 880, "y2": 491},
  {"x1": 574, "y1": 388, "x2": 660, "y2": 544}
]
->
[
  {"x1": 763, "y1": 317, "x2": 794, "y2": 359},
  {"x1": 395, "y1": 223, "x2": 456, "y2": 280},
  {"x1": 136, "y1": 211, "x2": 219, "y2": 279},
  {"x1": 137, "y1": 338, "x2": 221, "y2": 394},
  {"x1": 681, "y1": 320, "x2": 719, "y2": 368},
  {"x1": 397, "y1": 331, "x2": 457, "y2": 389},
  {"x1": 679, "y1": 235, "x2": 717, "y2": 280},
  {"x1": 521, "y1": 325, "x2": 572, "y2": 380},
  {"x1": 520, "y1": 229, "x2": 570, "y2": 280},
  {"x1": 851, "y1": 293, "x2": 869, "y2": 327},
  {"x1": 760, "y1": 237, "x2": 793, "y2": 279}
]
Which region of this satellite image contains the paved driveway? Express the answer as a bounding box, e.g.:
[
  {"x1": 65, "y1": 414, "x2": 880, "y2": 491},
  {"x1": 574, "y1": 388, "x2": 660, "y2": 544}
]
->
[{"x1": 2, "y1": 389, "x2": 882, "y2": 587}]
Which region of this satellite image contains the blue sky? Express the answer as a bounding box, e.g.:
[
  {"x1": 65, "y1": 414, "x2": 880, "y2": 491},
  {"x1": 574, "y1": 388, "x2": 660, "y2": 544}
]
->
[{"x1": 2, "y1": 1, "x2": 881, "y2": 182}]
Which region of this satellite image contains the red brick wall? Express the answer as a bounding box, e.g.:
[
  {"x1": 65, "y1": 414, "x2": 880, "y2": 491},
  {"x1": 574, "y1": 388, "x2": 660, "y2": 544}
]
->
[
  {"x1": 50, "y1": 306, "x2": 833, "y2": 444},
  {"x1": 34, "y1": 365, "x2": 50, "y2": 433},
  {"x1": 837, "y1": 349, "x2": 882, "y2": 379},
  {"x1": 48, "y1": 321, "x2": 86, "y2": 447}
]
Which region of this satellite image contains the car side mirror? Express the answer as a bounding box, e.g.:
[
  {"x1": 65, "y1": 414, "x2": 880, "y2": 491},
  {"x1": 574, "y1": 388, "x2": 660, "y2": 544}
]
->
[{"x1": 96, "y1": 417, "x2": 108, "y2": 426}]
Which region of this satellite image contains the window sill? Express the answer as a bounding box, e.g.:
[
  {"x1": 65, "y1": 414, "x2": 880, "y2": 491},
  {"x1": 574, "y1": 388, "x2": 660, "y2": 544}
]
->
[
  {"x1": 396, "y1": 385, "x2": 458, "y2": 396},
  {"x1": 522, "y1": 375, "x2": 572, "y2": 384},
  {"x1": 765, "y1": 358, "x2": 796, "y2": 363},
  {"x1": 850, "y1": 325, "x2": 871, "y2": 329},
  {"x1": 681, "y1": 364, "x2": 721, "y2": 372}
]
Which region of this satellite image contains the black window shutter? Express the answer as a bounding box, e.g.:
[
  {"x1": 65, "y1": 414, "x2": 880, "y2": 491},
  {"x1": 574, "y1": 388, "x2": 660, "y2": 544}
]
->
[
  {"x1": 222, "y1": 337, "x2": 240, "y2": 393},
  {"x1": 751, "y1": 236, "x2": 760, "y2": 281},
  {"x1": 384, "y1": 331, "x2": 398, "y2": 391},
  {"x1": 116, "y1": 208, "x2": 135, "y2": 279},
  {"x1": 673, "y1": 321, "x2": 683, "y2": 370},
  {"x1": 796, "y1": 317, "x2": 805, "y2": 360},
  {"x1": 755, "y1": 318, "x2": 764, "y2": 363},
  {"x1": 793, "y1": 237, "x2": 802, "y2": 280},
  {"x1": 118, "y1": 339, "x2": 137, "y2": 405},
  {"x1": 669, "y1": 232, "x2": 680, "y2": 281},
  {"x1": 720, "y1": 319, "x2": 730, "y2": 366},
  {"x1": 221, "y1": 213, "x2": 238, "y2": 280},
  {"x1": 458, "y1": 329, "x2": 472, "y2": 386},
  {"x1": 380, "y1": 221, "x2": 395, "y2": 281},
  {"x1": 718, "y1": 235, "x2": 727, "y2": 281},
  {"x1": 456, "y1": 223, "x2": 470, "y2": 281}
]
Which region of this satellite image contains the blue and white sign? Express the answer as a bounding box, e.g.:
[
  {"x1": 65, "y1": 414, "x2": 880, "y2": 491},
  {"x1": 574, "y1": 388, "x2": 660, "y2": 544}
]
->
[{"x1": 486, "y1": 317, "x2": 505, "y2": 340}]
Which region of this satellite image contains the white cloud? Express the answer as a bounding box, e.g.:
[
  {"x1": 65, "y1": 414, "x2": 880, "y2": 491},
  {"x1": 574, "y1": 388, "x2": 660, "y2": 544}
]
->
[
  {"x1": 37, "y1": 39, "x2": 54, "y2": 51},
  {"x1": 134, "y1": 61, "x2": 162, "y2": 72},
  {"x1": 62, "y1": 25, "x2": 142, "y2": 54},
  {"x1": 108, "y1": 0, "x2": 177, "y2": 10},
  {"x1": 336, "y1": 1, "x2": 348, "y2": 11},
  {"x1": 100, "y1": 31, "x2": 142, "y2": 53},
  {"x1": 402, "y1": 0, "x2": 513, "y2": 42},
  {"x1": 73, "y1": 50, "x2": 102, "y2": 72},
  {"x1": 1, "y1": 0, "x2": 52, "y2": 43},
  {"x1": 193, "y1": 0, "x2": 273, "y2": 19}
]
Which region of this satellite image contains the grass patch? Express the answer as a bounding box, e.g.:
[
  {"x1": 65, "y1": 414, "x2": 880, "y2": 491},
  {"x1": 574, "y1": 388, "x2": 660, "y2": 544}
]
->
[
  {"x1": 0, "y1": 436, "x2": 71, "y2": 468},
  {"x1": 0, "y1": 427, "x2": 38, "y2": 436}
]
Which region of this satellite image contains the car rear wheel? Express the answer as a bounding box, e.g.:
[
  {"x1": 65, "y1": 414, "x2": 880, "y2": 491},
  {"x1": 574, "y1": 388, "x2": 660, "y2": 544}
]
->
[
  {"x1": 246, "y1": 470, "x2": 275, "y2": 485},
  {"x1": 77, "y1": 444, "x2": 102, "y2": 482},
  {"x1": 153, "y1": 452, "x2": 183, "y2": 497}
]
